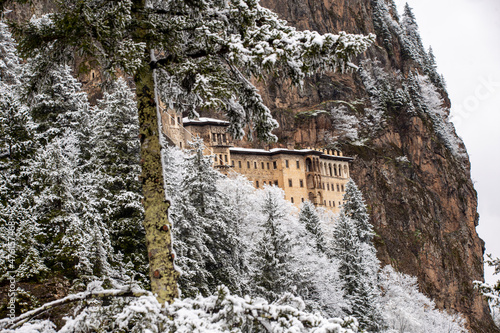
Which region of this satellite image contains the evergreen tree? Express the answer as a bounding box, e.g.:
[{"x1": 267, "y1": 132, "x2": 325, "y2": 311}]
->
[
  {"x1": 401, "y1": 3, "x2": 426, "y2": 64},
  {"x1": 342, "y1": 179, "x2": 373, "y2": 244},
  {"x1": 330, "y1": 179, "x2": 384, "y2": 331},
  {"x1": 29, "y1": 134, "x2": 86, "y2": 279},
  {"x1": 172, "y1": 138, "x2": 246, "y2": 297},
  {"x1": 252, "y1": 186, "x2": 293, "y2": 301},
  {"x1": 298, "y1": 200, "x2": 327, "y2": 254},
  {"x1": 0, "y1": 20, "x2": 31, "y2": 199},
  {"x1": 26, "y1": 62, "x2": 89, "y2": 145},
  {"x1": 0, "y1": 20, "x2": 20, "y2": 85},
  {"x1": 85, "y1": 78, "x2": 147, "y2": 282},
  {"x1": 10, "y1": 0, "x2": 374, "y2": 302},
  {"x1": 331, "y1": 211, "x2": 382, "y2": 331},
  {"x1": 424, "y1": 46, "x2": 444, "y2": 88}
]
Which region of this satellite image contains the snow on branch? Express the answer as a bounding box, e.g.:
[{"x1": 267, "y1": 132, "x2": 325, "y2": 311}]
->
[{"x1": 0, "y1": 287, "x2": 149, "y2": 330}]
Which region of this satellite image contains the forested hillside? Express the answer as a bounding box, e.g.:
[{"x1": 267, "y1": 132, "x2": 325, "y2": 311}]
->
[{"x1": 0, "y1": 0, "x2": 496, "y2": 332}]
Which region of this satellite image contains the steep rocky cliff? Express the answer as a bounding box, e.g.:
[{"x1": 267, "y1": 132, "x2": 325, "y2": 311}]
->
[
  {"x1": 252, "y1": 0, "x2": 496, "y2": 331},
  {"x1": 4, "y1": 0, "x2": 495, "y2": 331}
]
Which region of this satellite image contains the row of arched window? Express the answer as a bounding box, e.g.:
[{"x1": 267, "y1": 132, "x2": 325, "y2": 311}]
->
[
  {"x1": 254, "y1": 180, "x2": 279, "y2": 188},
  {"x1": 305, "y1": 158, "x2": 349, "y2": 178},
  {"x1": 233, "y1": 159, "x2": 278, "y2": 170}
]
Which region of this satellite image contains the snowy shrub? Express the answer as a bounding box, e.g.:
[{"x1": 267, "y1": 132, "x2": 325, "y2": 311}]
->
[{"x1": 1, "y1": 287, "x2": 361, "y2": 333}]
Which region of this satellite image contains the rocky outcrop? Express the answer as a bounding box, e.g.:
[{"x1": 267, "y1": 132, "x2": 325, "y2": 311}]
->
[
  {"x1": 255, "y1": 0, "x2": 496, "y2": 332},
  {"x1": 4, "y1": 0, "x2": 495, "y2": 331}
]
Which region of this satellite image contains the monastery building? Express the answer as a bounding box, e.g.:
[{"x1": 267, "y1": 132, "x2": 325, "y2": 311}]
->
[{"x1": 161, "y1": 108, "x2": 352, "y2": 213}]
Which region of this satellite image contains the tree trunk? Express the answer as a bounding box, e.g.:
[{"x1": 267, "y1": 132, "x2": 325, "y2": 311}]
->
[{"x1": 134, "y1": 61, "x2": 179, "y2": 304}]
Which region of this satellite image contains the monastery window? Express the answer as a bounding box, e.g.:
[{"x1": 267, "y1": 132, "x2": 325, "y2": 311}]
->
[
  {"x1": 333, "y1": 201, "x2": 335, "y2": 207},
  {"x1": 288, "y1": 179, "x2": 293, "y2": 187},
  {"x1": 329, "y1": 201, "x2": 331, "y2": 207},
  {"x1": 285, "y1": 160, "x2": 289, "y2": 168},
  {"x1": 212, "y1": 133, "x2": 217, "y2": 142},
  {"x1": 267, "y1": 162, "x2": 270, "y2": 170},
  {"x1": 344, "y1": 165, "x2": 348, "y2": 177},
  {"x1": 231, "y1": 160, "x2": 235, "y2": 167},
  {"x1": 337, "y1": 184, "x2": 340, "y2": 192},
  {"x1": 338, "y1": 165, "x2": 342, "y2": 177},
  {"x1": 334, "y1": 164, "x2": 337, "y2": 176},
  {"x1": 301, "y1": 198, "x2": 304, "y2": 203},
  {"x1": 291, "y1": 197, "x2": 294, "y2": 203},
  {"x1": 171, "y1": 117, "x2": 175, "y2": 125},
  {"x1": 308, "y1": 192, "x2": 315, "y2": 202},
  {"x1": 306, "y1": 158, "x2": 312, "y2": 172},
  {"x1": 180, "y1": 142, "x2": 183, "y2": 149},
  {"x1": 247, "y1": 161, "x2": 250, "y2": 169},
  {"x1": 177, "y1": 117, "x2": 181, "y2": 125},
  {"x1": 263, "y1": 181, "x2": 266, "y2": 185},
  {"x1": 222, "y1": 134, "x2": 226, "y2": 142},
  {"x1": 296, "y1": 160, "x2": 300, "y2": 169},
  {"x1": 238, "y1": 161, "x2": 242, "y2": 168},
  {"x1": 261, "y1": 162, "x2": 265, "y2": 169},
  {"x1": 225, "y1": 155, "x2": 228, "y2": 162},
  {"x1": 329, "y1": 164, "x2": 332, "y2": 176},
  {"x1": 327, "y1": 183, "x2": 330, "y2": 191},
  {"x1": 214, "y1": 155, "x2": 218, "y2": 163},
  {"x1": 254, "y1": 161, "x2": 257, "y2": 169},
  {"x1": 256, "y1": 181, "x2": 259, "y2": 188},
  {"x1": 300, "y1": 179, "x2": 304, "y2": 188},
  {"x1": 273, "y1": 161, "x2": 277, "y2": 169},
  {"x1": 274, "y1": 180, "x2": 278, "y2": 186},
  {"x1": 220, "y1": 154, "x2": 223, "y2": 164},
  {"x1": 341, "y1": 185, "x2": 345, "y2": 192}
]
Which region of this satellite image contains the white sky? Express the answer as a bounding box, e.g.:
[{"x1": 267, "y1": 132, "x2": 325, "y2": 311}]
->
[{"x1": 394, "y1": 0, "x2": 500, "y2": 283}]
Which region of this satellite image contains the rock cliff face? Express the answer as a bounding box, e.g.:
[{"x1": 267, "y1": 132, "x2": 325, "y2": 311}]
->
[
  {"x1": 6, "y1": 0, "x2": 495, "y2": 331},
  {"x1": 253, "y1": 0, "x2": 496, "y2": 332}
]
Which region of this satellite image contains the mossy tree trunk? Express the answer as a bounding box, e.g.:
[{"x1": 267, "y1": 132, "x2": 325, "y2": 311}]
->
[{"x1": 134, "y1": 61, "x2": 179, "y2": 304}]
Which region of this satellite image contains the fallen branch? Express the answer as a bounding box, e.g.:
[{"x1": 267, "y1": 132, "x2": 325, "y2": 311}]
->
[{"x1": 0, "y1": 287, "x2": 150, "y2": 330}]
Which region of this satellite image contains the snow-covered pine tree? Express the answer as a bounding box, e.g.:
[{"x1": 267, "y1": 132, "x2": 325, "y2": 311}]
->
[
  {"x1": 400, "y1": 3, "x2": 426, "y2": 65},
  {"x1": 298, "y1": 200, "x2": 327, "y2": 254},
  {"x1": 342, "y1": 179, "x2": 373, "y2": 245},
  {"x1": 26, "y1": 62, "x2": 89, "y2": 145},
  {"x1": 29, "y1": 133, "x2": 86, "y2": 279},
  {"x1": 12, "y1": 0, "x2": 374, "y2": 302},
  {"x1": 424, "y1": 46, "x2": 445, "y2": 89},
  {"x1": 172, "y1": 138, "x2": 246, "y2": 297},
  {"x1": 0, "y1": 21, "x2": 46, "y2": 281},
  {"x1": 84, "y1": 78, "x2": 147, "y2": 283},
  {"x1": 331, "y1": 210, "x2": 383, "y2": 331},
  {"x1": 252, "y1": 186, "x2": 294, "y2": 301},
  {"x1": 0, "y1": 20, "x2": 31, "y2": 199}
]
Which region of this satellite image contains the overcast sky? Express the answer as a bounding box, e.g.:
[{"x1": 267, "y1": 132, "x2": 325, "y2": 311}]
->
[{"x1": 394, "y1": 0, "x2": 500, "y2": 283}]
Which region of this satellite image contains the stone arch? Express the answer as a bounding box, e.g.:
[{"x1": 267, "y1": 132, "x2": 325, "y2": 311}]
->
[
  {"x1": 334, "y1": 164, "x2": 338, "y2": 176},
  {"x1": 306, "y1": 158, "x2": 312, "y2": 172},
  {"x1": 307, "y1": 174, "x2": 315, "y2": 189}
]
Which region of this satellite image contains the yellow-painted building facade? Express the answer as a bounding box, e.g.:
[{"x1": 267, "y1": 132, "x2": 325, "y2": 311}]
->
[{"x1": 161, "y1": 108, "x2": 352, "y2": 213}]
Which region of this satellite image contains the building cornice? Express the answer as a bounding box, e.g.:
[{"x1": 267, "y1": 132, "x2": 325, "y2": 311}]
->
[{"x1": 229, "y1": 148, "x2": 354, "y2": 162}]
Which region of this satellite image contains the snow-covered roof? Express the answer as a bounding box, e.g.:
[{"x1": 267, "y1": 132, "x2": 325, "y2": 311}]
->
[
  {"x1": 182, "y1": 117, "x2": 230, "y2": 126},
  {"x1": 229, "y1": 147, "x2": 353, "y2": 161}
]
